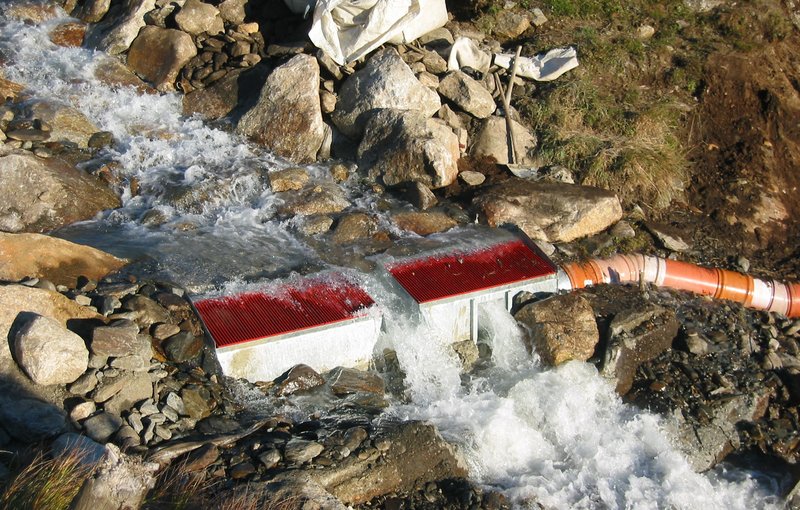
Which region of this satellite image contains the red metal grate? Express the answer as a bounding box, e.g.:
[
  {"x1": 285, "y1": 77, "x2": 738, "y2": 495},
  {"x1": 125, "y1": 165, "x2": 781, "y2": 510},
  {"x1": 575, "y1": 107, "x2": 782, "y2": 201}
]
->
[
  {"x1": 194, "y1": 274, "x2": 375, "y2": 348},
  {"x1": 387, "y1": 239, "x2": 556, "y2": 303}
]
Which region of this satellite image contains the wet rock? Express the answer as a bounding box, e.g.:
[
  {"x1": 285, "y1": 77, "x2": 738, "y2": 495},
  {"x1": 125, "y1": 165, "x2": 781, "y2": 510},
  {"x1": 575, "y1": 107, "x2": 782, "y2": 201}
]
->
[
  {"x1": 599, "y1": 304, "x2": 680, "y2": 395},
  {"x1": 475, "y1": 179, "x2": 623, "y2": 243},
  {"x1": 163, "y1": 331, "x2": 202, "y2": 363},
  {"x1": 52, "y1": 433, "x2": 107, "y2": 466},
  {"x1": 49, "y1": 21, "x2": 87, "y2": 47},
  {"x1": 275, "y1": 365, "x2": 325, "y2": 396},
  {"x1": 13, "y1": 313, "x2": 89, "y2": 385},
  {"x1": 332, "y1": 48, "x2": 441, "y2": 140},
  {"x1": 394, "y1": 181, "x2": 438, "y2": 210},
  {"x1": 0, "y1": 77, "x2": 24, "y2": 103},
  {"x1": 75, "y1": 0, "x2": 111, "y2": 23},
  {"x1": 491, "y1": 11, "x2": 531, "y2": 39},
  {"x1": 93, "y1": 55, "x2": 152, "y2": 92},
  {"x1": 332, "y1": 213, "x2": 377, "y2": 244},
  {"x1": 127, "y1": 26, "x2": 197, "y2": 92},
  {"x1": 473, "y1": 117, "x2": 537, "y2": 166},
  {"x1": 182, "y1": 67, "x2": 251, "y2": 120},
  {"x1": 300, "y1": 215, "x2": 334, "y2": 235},
  {"x1": 0, "y1": 153, "x2": 120, "y2": 233},
  {"x1": 311, "y1": 421, "x2": 467, "y2": 505},
  {"x1": 269, "y1": 167, "x2": 310, "y2": 192},
  {"x1": 392, "y1": 211, "x2": 457, "y2": 235},
  {"x1": 666, "y1": 389, "x2": 770, "y2": 471},
  {"x1": 329, "y1": 163, "x2": 349, "y2": 183},
  {"x1": 88, "y1": 131, "x2": 114, "y2": 149},
  {"x1": 279, "y1": 183, "x2": 350, "y2": 216},
  {"x1": 0, "y1": 397, "x2": 67, "y2": 442},
  {"x1": 83, "y1": 0, "x2": 156, "y2": 55},
  {"x1": 357, "y1": 109, "x2": 459, "y2": 189},
  {"x1": 285, "y1": 438, "x2": 325, "y2": 465},
  {"x1": 452, "y1": 339, "x2": 479, "y2": 371},
  {"x1": 515, "y1": 294, "x2": 599, "y2": 366},
  {"x1": 328, "y1": 367, "x2": 385, "y2": 396},
  {"x1": 91, "y1": 319, "x2": 142, "y2": 357},
  {"x1": 122, "y1": 295, "x2": 170, "y2": 328},
  {"x1": 437, "y1": 71, "x2": 496, "y2": 119},
  {"x1": 237, "y1": 54, "x2": 326, "y2": 163},
  {"x1": 174, "y1": 0, "x2": 224, "y2": 36}
]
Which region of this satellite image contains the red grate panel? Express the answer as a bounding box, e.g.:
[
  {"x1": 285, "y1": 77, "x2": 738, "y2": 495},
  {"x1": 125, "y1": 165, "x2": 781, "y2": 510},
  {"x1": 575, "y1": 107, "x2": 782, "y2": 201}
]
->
[
  {"x1": 194, "y1": 274, "x2": 375, "y2": 348},
  {"x1": 387, "y1": 239, "x2": 556, "y2": 303}
]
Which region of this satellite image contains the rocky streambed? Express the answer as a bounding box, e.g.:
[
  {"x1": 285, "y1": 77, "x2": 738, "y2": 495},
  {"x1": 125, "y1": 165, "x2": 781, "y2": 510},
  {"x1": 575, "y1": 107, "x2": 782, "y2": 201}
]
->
[{"x1": 0, "y1": 0, "x2": 799, "y2": 507}]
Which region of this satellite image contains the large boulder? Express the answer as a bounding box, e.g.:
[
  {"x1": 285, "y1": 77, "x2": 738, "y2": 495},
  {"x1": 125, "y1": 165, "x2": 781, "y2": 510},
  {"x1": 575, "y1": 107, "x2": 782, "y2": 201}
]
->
[
  {"x1": 236, "y1": 55, "x2": 326, "y2": 164},
  {"x1": 127, "y1": 26, "x2": 197, "y2": 92},
  {"x1": 471, "y1": 116, "x2": 538, "y2": 165},
  {"x1": 599, "y1": 304, "x2": 680, "y2": 395},
  {"x1": 182, "y1": 66, "x2": 268, "y2": 120},
  {"x1": 0, "y1": 285, "x2": 101, "y2": 375},
  {"x1": 0, "y1": 233, "x2": 127, "y2": 288},
  {"x1": 0, "y1": 153, "x2": 120, "y2": 233},
  {"x1": 357, "y1": 109, "x2": 459, "y2": 189},
  {"x1": 0, "y1": 396, "x2": 67, "y2": 442},
  {"x1": 437, "y1": 71, "x2": 496, "y2": 119},
  {"x1": 23, "y1": 100, "x2": 99, "y2": 149},
  {"x1": 13, "y1": 313, "x2": 89, "y2": 385},
  {"x1": 332, "y1": 48, "x2": 441, "y2": 140},
  {"x1": 514, "y1": 293, "x2": 599, "y2": 366},
  {"x1": 83, "y1": 0, "x2": 156, "y2": 55},
  {"x1": 474, "y1": 179, "x2": 623, "y2": 243},
  {"x1": 173, "y1": 0, "x2": 224, "y2": 36}
]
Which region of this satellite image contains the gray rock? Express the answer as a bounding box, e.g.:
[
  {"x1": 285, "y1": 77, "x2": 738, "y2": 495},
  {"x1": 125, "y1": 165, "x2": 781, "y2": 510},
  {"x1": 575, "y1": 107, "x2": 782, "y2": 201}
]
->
[
  {"x1": 0, "y1": 153, "x2": 120, "y2": 233},
  {"x1": 491, "y1": 10, "x2": 530, "y2": 39},
  {"x1": 127, "y1": 26, "x2": 197, "y2": 92},
  {"x1": 471, "y1": 116, "x2": 537, "y2": 166},
  {"x1": 328, "y1": 367, "x2": 385, "y2": 396},
  {"x1": 151, "y1": 323, "x2": 180, "y2": 341},
  {"x1": 0, "y1": 397, "x2": 67, "y2": 442},
  {"x1": 258, "y1": 448, "x2": 281, "y2": 469},
  {"x1": 438, "y1": 71, "x2": 496, "y2": 118},
  {"x1": 459, "y1": 170, "x2": 485, "y2": 186},
  {"x1": 600, "y1": 304, "x2": 680, "y2": 395},
  {"x1": 645, "y1": 222, "x2": 691, "y2": 252},
  {"x1": 128, "y1": 412, "x2": 143, "y2": 433},
  {"x1": 236, "y1": 54, "x2": 326, "y2": 163},
  {"x1": 531, "y1": 8, "x2": 548, "y2": 26},
  {"x1": 91, "y1": 319, "x2": 141, "y2": 357},
  {"x1": 92, "y1": 372, "x2": 133, "y2": 403},
  {"x1": 83, "y1": 0, "x2": 156, "y2": 55},
  {"x1": 81, "y1": 413, "x2": 123, "y2": 443},
  {"x1": 343, "y1": 426, "x2": 368, "y2": 451},
  {"x1": 332, "y1": 48, "x2": 441, "y2": 140},
  {"x1": 14, "y1": 313, "x2": 89, "y2": 385},
  {"x1": 514, "y1": 294, "x2": 599, "y2": 366},
  {"x1": 69, "y1": 370, "x2": 100, "y2": 395},
  {"x1": 357, "y1": 109, "x2": 458, "y2": 189},
  {"x1": 52, "y1": 433, "x2": 106, "y2": 466},
  {"x1": 269, "y1": 167, "x2": 310, "y2": 192},
  {"x1": 395, "y1": 181, "x2": 438, "y2": 210},
  {"x1": 218, "y1": 0, "x2": 247, "y2": 23},
  {"x1": 163, "y1": 331, "x2": 202, "y2": 363},
  {"x1": 474, "y1": 179, "x2": 624, "y2": 243},
  {"x1": 284, "y1": 438, "x2": 324, "y2": 465},
  {"x1": 114, "y1": 424, "x2": 141, "y2": 449},
  {"x1": 276, "y1": 364, "x2": 325, "y2": 396},
  {"x1": 610, "y1": 220, "x2": 636, "y2": 239},
  {"x1": 173, "y1": 0, "x2": 224, "y2": 36},
  {"x1": 165, "y1": 392, "x2": 186, "y2": 415},
  {"x1": 103, "y1": 373, "x2": 153, "y2": 416}
]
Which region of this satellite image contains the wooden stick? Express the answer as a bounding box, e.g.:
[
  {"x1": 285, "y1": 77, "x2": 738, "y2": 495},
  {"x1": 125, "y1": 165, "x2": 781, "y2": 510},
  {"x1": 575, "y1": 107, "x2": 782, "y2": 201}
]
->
[{"x1": 500, "y1": 45, "x2": 522, "y2": 165}]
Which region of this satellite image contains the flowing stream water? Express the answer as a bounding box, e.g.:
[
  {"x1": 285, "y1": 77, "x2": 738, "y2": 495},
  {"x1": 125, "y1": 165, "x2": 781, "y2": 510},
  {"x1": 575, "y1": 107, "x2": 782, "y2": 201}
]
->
[{"x1": 0, "y1": 4, "x2": 788, "y2": 507}]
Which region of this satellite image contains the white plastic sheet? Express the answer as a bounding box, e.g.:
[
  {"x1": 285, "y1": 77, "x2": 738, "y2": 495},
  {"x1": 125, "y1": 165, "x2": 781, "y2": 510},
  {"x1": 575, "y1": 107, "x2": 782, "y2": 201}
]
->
[
  {"x1": 309, "y1": 0, "x2": 448, "y2": 65},
  {"x1": 446, "y1": 37, "x2": 491, "y2": 74},
  {"x1": 493, "y1": 47, "x2": 579, "y2": 81}
]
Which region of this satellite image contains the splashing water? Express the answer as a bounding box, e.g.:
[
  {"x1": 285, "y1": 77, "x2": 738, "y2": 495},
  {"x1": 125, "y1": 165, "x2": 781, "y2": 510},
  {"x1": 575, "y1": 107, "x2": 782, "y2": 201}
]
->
[{"x1": 0, "y1": 5, "x2": 787, "y2": 507}]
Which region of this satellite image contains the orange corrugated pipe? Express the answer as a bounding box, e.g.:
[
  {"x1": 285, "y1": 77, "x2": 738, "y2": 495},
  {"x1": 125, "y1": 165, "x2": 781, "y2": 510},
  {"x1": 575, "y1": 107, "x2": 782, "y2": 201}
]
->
[{"x1": 557, "y1": 254, "x2": 800, "y2": 318}]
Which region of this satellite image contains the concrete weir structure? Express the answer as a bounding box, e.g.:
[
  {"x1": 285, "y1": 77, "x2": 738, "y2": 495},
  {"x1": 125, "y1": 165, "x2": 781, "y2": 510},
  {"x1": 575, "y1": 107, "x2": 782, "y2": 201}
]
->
[
  {"x1": 387, "y1": 238, "x2": 558, "y2": 342},
  {"x1": 194, "y1": 273, "x2": 381, "y2": 381}
]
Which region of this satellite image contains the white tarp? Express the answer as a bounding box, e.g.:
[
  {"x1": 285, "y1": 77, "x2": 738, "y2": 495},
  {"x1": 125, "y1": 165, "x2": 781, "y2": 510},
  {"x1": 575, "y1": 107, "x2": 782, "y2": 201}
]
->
[
  {"x1": 493, "y1": 47, "x2": 579, "y2": 81},
  {"x1": 308, "y1": 0, "x2": 448, "y2": 65}
]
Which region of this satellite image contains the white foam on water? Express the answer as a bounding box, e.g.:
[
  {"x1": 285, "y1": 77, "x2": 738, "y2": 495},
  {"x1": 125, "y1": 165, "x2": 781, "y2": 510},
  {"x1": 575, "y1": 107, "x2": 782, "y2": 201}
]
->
[{"x1": 383, "y1": 301, "x2": 782, "y2": 509}]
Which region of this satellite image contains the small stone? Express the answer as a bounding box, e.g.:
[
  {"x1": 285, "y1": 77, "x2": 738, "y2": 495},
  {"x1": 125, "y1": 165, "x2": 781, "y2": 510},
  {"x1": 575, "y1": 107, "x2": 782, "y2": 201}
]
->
[
  {"x1": 139, "y1": 400, "x2": 159, "y2": 416},
  {"x1": 637, "y1": 25, "x2": 656, "y2": 39},
  {"x1": 88, "y1": 131, "x2": 114, "y2": 148},
  {"x1": 181, "y1": 386, "x2": 212, "y2": 420},
  {"x1": 330, "y1": 163, "x2": 349, "y2": 183},
  {"x1": 395, "y1": 181, "x2": 438, "y2": 210},
  {"x1": 161, "y1": 405, "x2": 179, "y2": 422},
  {"x1": 229, "y1": 461, "x2": 255, "y2": 479},
  {"x1": 276, "y1": 364, "x2": 325, "y2": 396},
  {"x1": 300, "y1": 215, "x2": 334, "y2": 236},
  {"x1": 736, "y1": 256, "x2": 751, "y2": 273},
  {"x1": 686, "y1": 334, "x2": 710, "y2": 356},
  {"x1": 73, "y1": 294, "x2": 93, "y2": 306},
  {"x1": 115, "y1": 424, "x2": 141, "y2": 449},
  {"x1": 610, "y1": 220, "x2": 636, "y2": 239},
  {"x1": 343, "y1": 426, "x2": 368, "y2": 452},
  {"x1": 258, "y1": 448, "x2": 281, "y2": 469},
  {"x1": 284, "y1": 438, "x2": 324, "y2": 465},
  {"x1": 183, "y1": 443, "x2": 220, "y2": 471},
  {"x1": 128, "y1": 412, "x2": 144, "y2": 434},
  {"x1": 320, "y1": 90, "x2": 337, "y2": 114},
  {"x1": 152, "y1": 323, "x2": 181, "y2": 340},
  {"x1": 531, "y1": 8, "x2": 548, "y2": 26},
  {"x1": 68, "y1": 371, "x2": 100, "y2": 395},
  {"x1": 163, "y1": 331, "x2": 203, "y2": 363},
  {"x1": 269, "y1": 167, "x2": 309, "y2": 192},
  {"x1": 492, "y1": 11, "x2": 531, "y2": 39},
  {"x1": 91, "y1": 319, "x2": 142, "y2": 357},
  {"x1": 459, "y1": 171, "x2": 485, "y2": 186},
  {"x1": 82, "y1": 412, "x2": 123, "y2": 443},
  {"x1": 154, "y1": 425, "x2": 172, "y2": 440},
  {"x1": 70, "y1": 400, "x2": 97, "y2": 422},
  {"x1": 166, "y1": 392, "x2": 186, "y2": 415}
]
